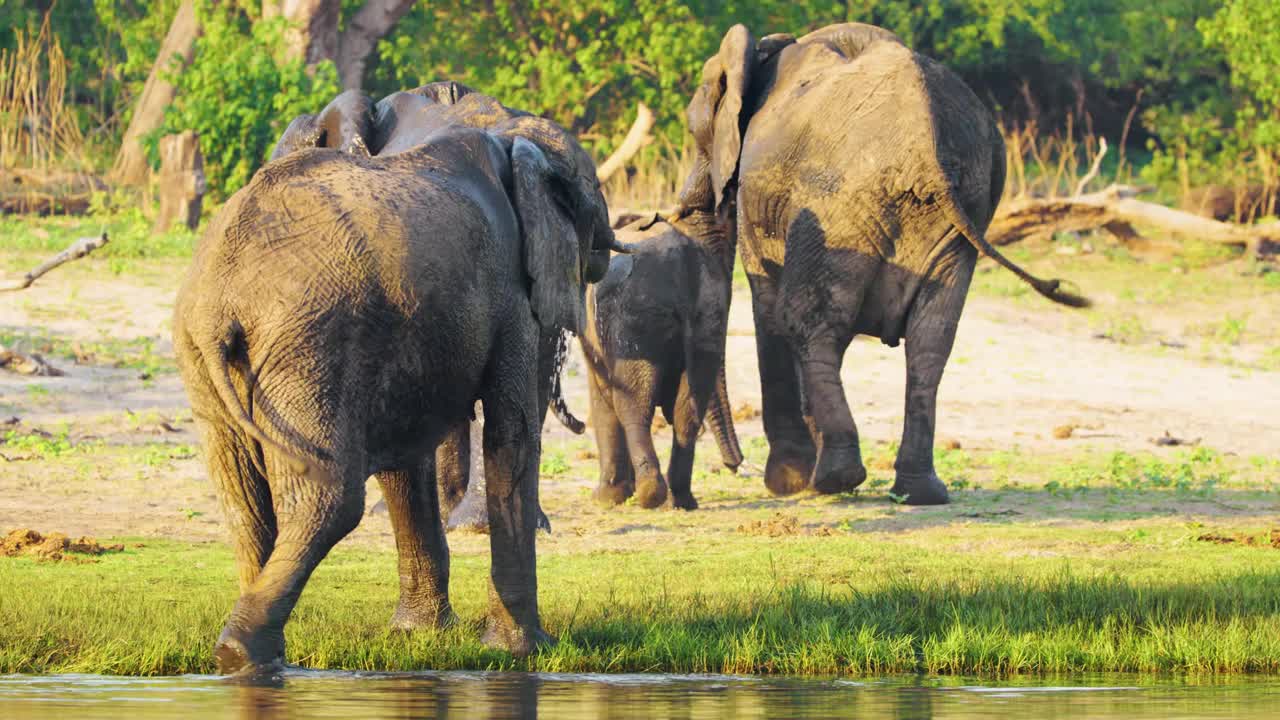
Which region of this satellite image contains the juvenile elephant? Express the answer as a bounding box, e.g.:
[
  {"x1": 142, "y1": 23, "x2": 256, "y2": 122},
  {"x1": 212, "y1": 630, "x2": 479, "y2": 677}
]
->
[
  {"x1": 672, "y1": 24, "x2": 1088, "y2": 505},
  {"x1": 582, "y1": 213, "x2": 744, "y2": 510},
  {"x1": 174, "y1": 100, "x2": 619, "y2": 674}
]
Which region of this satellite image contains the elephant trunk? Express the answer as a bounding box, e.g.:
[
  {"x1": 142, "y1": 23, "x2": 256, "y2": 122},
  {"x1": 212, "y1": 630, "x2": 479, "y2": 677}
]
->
[
  {"x1": 550, "y1": 329, "x2": 586, "y2": 434},
  {"x1": 706, "y1": 363, "x2": 743, "y2": 471}
]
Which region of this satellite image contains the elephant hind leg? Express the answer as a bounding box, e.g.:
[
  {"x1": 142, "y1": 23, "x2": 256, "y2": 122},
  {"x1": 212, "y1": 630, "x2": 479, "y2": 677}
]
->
[
  {"x1": 378, "y1": 460, "x2": 454, "y2": 631},
  {"x1": 892, "y1": 243, "x2": 976, "y2": 506},
  {"x1": 748, "y1": 273, "x2": 816, "y2": 496},
  {"x1": 214, "y1": 451, "x2": 366, "y2": 675},
  {"x1": 797, "y1": 333, "x2": 867, "y2": 494},
  {"x1": 588, "y1": 369, "x2": 634, "y2": 506}
]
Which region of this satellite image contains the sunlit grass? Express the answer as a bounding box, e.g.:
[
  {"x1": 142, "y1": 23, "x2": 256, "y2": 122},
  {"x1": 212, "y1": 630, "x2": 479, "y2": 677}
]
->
[{"x1": 4, "y1": 528, "x2": 1280, "y2": 677}]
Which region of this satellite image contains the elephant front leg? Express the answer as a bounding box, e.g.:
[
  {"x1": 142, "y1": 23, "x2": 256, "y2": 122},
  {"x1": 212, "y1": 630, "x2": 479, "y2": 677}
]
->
[
  {"x1": 666, "y1": 376, "x2": 702, "y2": 510},
  {"x1": 479, "y1": 347, "x2": 552, "y2": 656},
  {"x1": 748, "y1": 275, "x2": 817, "y2": 495},
  {"x1": 378, "y1": 462, "x2": 454, "y2": 631},
  {"x1": 892, "y1": 253, "x2": 974, "y2": 506}
]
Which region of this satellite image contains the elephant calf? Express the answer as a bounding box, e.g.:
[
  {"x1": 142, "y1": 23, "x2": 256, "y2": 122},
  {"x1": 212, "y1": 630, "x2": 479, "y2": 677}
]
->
[{"x1": 580, "y1": 212, "x2": 744, "y2": 510}]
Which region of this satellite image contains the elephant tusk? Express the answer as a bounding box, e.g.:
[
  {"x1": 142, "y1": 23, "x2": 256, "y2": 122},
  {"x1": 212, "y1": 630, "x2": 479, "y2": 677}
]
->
[
  {"x1": 637, "y1": 212, "x2": 664, "y2": 231},
  {"x1": 607, "y1": 236, "x2": 635, "y2": 254}
]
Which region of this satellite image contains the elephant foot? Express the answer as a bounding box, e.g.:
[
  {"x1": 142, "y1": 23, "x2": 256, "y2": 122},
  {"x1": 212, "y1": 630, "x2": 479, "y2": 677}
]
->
[
  {"x1": 668, "y1": 491, "x2": 699, "y2": 511},
  {"x1": 390, "y1": 599, "x2": 456, "y2": 632},
  {"x1": 592, "y1": 480, "x2": 634, "y2": 507},
  {"x1": 481, "y1": 620, "x2": 555, "y2": 658},
  {"x1": 764, "y1": 449, "x2": 814, "y2": 496},
  {"x1": 213, "y1": 626, "x2": 284, "y2": 677},
  {"x1": 634, "y1": 476, "x2": 669, "y2": 509},
  {"x1": 811, "y1": 445, "x2": 867, "y2": 495},
  {"x1": 890, "y1": 473, "x2": 950, "y2": 505}
]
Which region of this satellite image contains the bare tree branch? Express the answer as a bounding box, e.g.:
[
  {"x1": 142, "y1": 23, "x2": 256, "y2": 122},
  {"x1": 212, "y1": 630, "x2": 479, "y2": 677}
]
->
[
  {"x1": 596, "y1": 104, "x2": 655, "y2": 184},
  {"x1": 1073, "y1": 137, "x2": 1107, "y2": 197},
  {"x1": 336, "y1": 0, "x2": 415, "y2": 89},
  {"x1": 1, "y1": 233, "x2": 110, "y2": 293}
]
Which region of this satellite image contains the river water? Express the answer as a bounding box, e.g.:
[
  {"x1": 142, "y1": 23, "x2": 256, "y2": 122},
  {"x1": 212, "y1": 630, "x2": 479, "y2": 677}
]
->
[{"x1": 3, "y1": 671, "x2": 1279, "y2": 719}]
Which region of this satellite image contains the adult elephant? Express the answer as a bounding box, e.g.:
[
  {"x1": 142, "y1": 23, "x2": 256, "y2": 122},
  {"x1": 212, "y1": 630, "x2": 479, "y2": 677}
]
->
[
  {"x1": 268, "y1": 83, "x2": 585, "y2": 534},
  {"x1": 671, "y1": 24, "x2": 1087, "y2": 506},
  {"x1": 174, "y1": 103, "x2": 619, "y2": 674}
]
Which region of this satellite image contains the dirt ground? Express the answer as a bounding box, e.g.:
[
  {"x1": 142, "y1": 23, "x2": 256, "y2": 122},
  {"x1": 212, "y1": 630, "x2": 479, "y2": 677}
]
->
[{"x1": 1, "y1": 248, "x2": 1278, "y2": 558}]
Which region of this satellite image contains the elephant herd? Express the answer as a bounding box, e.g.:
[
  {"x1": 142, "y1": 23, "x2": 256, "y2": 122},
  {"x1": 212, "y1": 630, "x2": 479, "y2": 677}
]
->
[{"x1": 172, "y1": 23, "x2": 1086, "y2": 675}]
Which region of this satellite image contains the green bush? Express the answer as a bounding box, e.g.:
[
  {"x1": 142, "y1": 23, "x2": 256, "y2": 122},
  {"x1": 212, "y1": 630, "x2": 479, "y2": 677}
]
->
[{"x1": 152, "y1": 2, "x2": 340, "y2": 199}]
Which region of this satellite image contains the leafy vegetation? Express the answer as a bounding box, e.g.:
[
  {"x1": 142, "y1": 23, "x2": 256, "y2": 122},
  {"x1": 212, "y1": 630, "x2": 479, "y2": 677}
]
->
[{"x1": 4, "y1": 1, "x2": 1279, "y2": 206}]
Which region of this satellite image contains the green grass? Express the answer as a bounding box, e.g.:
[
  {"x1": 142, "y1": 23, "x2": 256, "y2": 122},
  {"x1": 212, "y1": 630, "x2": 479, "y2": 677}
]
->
[
  {"x1": 4, "y1": 529, "x2": 1280, "y2": 677},
  {"x1": 0, "y1": 199, "x2": 197, "y2": 260}
]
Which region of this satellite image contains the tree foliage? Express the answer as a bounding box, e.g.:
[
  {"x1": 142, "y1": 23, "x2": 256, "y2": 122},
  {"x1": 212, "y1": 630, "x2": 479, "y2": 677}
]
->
[{"x1": 7, "y1": 0, "x2": 1279, "y2": 202}]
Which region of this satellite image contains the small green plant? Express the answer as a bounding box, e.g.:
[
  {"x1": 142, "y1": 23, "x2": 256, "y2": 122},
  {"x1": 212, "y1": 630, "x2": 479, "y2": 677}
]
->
[
  {"x1": 540, "y1": 449, "x2": 572, "y2": 477},
  {"x1": 1216, "y1": 315, "x2": 1248, "y2": 345},
  {"x1": 2, "y1": 426, "x2": 73, "y2": 458}
]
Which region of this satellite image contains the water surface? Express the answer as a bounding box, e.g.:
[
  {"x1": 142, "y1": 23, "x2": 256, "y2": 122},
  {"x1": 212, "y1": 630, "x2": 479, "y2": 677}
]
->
[{"x1": 3, "y1": 671, "x2": 1279, "y2": 719}]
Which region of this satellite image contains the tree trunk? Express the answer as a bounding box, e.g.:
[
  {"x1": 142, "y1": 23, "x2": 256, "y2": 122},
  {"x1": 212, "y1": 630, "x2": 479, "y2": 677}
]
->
[
  {"x1": 153, "y1": 131, "x2": 206, "y2": 233},
  {"x1": 336, "y1": 0, "x2": 416, "y2": 90},
  {"x1": 596, "y1": 103, "x2": 655, "y2": 184},
  {"x1": 263, "y1": 0, "x2": 340, "y2": 65},
  {"x1": 108, "y1": 1, "x2": 200, "y2": 187}
]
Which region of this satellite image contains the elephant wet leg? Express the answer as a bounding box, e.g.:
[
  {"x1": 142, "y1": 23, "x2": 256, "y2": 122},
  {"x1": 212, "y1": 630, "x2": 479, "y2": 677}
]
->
[
  {"x1": 588, "y1": 372, "x2": 634, "y2": 506},
  {"x1": 378, "y1": 462, "x2": 454, "y2": 631},
  {"x1": 892, "y1": 246, "x2": 975, "y2": 506},
  {"x1": 748, "y1": 275, "x2": 816, "y2": 496},
  {"x1": 795, "y1": 332, "x2": 866, "y2": 494},
  {"x1": 214, "y1": 454, "x2": 365, "y2": 675}
]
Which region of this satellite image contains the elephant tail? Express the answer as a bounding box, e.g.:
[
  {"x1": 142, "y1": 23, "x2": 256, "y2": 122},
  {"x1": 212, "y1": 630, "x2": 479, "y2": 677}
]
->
[
  {"x1": 707, "y1": 363, "x2": 744, "y2": 472},
  {"x1": 941, "y1": 194, "x2": 1091, "y2": 308},
  {"x1": 201, "y1": 324, "x2": 312, "y2": 475},
  {"x1": 550, "y1": 330, "x2": 586, "y2": 434}
]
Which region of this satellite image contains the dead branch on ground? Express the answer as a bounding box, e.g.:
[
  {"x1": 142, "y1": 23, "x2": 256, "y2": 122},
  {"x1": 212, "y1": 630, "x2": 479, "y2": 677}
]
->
[{"x1": 1, "y1": 233, "x2": 109, "y2": 292}]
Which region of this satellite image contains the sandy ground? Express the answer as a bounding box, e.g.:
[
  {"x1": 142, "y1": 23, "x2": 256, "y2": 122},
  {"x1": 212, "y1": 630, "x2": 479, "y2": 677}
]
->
[{"x1": 1, "y1": 251, "x2": 1277, "y2": 555}]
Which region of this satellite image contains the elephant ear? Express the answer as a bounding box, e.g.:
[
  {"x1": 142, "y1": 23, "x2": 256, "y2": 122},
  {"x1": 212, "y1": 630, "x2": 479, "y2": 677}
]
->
[
  {"x1": 511, "y1": 137, "x2": 584, "y2": 334},
  {"x1": 316, "y1": 90, "x2": 375, "y2": 156},
  {"x1": 269, "y1": 114, "x2": 321, "y2": 162},
  {"x1": 269, "y1": 90, "x2": 375, "y2": 160},
  {"x1": 680, "y1": 24, "x2": 757, "y2": 214}
]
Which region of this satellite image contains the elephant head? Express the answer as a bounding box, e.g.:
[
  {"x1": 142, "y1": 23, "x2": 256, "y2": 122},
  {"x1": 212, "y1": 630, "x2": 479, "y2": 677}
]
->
[
  {"x1": 270, "y1": 89, "x2": 376, "y2": 161},
  {"x1": 674, "y1": 23, "x2": 906, "y2": 220},
  {"x1": 500, "y1": 117, "x2": 619, "y2": 335}
]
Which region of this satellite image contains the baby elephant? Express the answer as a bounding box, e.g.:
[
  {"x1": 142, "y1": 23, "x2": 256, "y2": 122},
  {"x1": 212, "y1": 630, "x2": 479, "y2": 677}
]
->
[{"x1": 581, "y1": 213, "x2": 743, "y2": 510}]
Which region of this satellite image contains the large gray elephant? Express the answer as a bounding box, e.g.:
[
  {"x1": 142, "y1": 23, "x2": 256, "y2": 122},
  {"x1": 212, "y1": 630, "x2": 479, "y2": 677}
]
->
[
  {"x1": 582, "y1": 213, "x2": 743, "y2": 510},
  {"x1": 268, "y1": 82, "x2": 582, "y2": 534},
  {"x1": 671, "y1": 24, "x2": 1087, "y2": 506},
  {"x1": 174, "y1": 96, "x2": 618, "y2": 674}
]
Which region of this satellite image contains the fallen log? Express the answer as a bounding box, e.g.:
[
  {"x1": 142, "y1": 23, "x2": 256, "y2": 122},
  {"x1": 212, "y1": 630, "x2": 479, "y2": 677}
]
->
[
  {"x1": 989, "y1": 185, "x2": 1278, "y2": 257},
  {"x1": 596, "y1": 103, "x2": 655, "y2": 184},
  {"x1": 1, "y1": 233, "x2": 110, "y2": 292}
]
